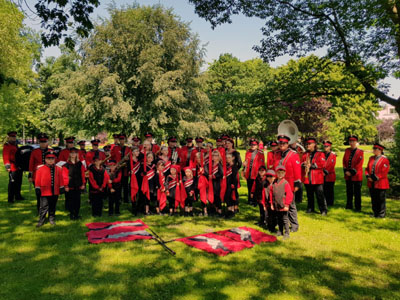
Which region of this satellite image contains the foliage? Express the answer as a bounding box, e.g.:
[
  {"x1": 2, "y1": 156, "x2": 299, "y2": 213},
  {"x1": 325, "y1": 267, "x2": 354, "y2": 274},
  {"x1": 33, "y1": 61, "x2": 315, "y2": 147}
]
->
[
  {"x1": 189, "y1": 0, "x2": 400, "y2": 112},
  {"x1": 377, "y1": 119, "x2": 395, "y2": 142},
  {"x1": 388, "y1": 120, "x2": 400, "y2": 197},
  {"x1": 49, "y1": 5, "x2": 210, "y2": 139}
]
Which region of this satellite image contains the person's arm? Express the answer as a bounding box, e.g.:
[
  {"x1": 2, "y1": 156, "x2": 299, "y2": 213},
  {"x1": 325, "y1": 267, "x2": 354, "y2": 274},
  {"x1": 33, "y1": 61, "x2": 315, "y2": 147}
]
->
[
  {"x1": 89, "y1": 171, "x2": 100, "y2": 190},
  {"x1": 3, "y1": 145, "x2": 11, "y2": 171},
  {"x1": 293, "y1": 153, "x2": 302, "y2": 190},
  {"x1": 284, "y1": 183, "x2": 294, "y2": 207},
  {"x1": 62, "y1": 166, "x2": 69, "y2": 187},
  {"x1": 57, "y1": 166, "x2": 65, "y2": 194},
  {"x1": 80, "y1": 164, "x2": 86, "y2": 186}
]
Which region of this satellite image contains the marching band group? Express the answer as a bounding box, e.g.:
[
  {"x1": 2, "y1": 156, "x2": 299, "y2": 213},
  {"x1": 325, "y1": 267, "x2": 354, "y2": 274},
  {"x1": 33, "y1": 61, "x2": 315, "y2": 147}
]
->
[{"x1": 3, "y1": 129, "x2": 390, "y2": 238}]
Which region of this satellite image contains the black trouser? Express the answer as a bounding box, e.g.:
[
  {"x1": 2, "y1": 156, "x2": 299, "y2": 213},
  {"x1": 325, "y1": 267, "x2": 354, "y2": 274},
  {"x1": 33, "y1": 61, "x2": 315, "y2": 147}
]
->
[
  {"x1": 167, "y1": 196, "x2": 175, "y2": 210},
  {"x1": 66, "y1": 189, "x2": 81, "y2": 218},
  {"x1": 346, "y1": 180, "x2": 362, "y2": 210},
  {"x1": 295, "y1": 185, "x2": 303, "y2": 203},
  {"x1": 213, "y1": 193, "x2": 222, "y2": 210},
  {"x1": 33, "y1": 181, "x2": 40, "y2": 213},
  {"x1": 109, "y1": 187, "x2": 121, "y2": 215},
  {"x1": 369, "y1": 188, "x2": 386, "y2": 218},
  {"x1": 185, "y1": 195, "x2": 194, "y2": 207},
  {"x1": 38, "y1": 196, "x2": 58, "y2": 225},
  {"x1": 121, "y1": 173, "x2": 130, "y2": 203},
  {"x1": 276, "y1": 211, "x2": 289, "y2": 235},
  {"x1": 8, "y1": 170, "x2": 23, "y2": 202},
  {"x1": 91, "y1": 193, "x2": 104, "y2": 217},
  {"x1": 247, "y1": 179, "x2": 255, "y2": 204},
  {"x1": 288, "y1": 199, "x2": 299, "y2": 230},
  {"x1": 324, "y1": 181, "x2": 335, "y2": 206},
  {"x1": 305, "y1": 184, "x2": 328, "y2": 213},
  {"x1": 266, "y1": 207, "x2": 277, "y2": 232},
  {"x1": 258, "y1": 203, "x2": 266, "y2": 223}
]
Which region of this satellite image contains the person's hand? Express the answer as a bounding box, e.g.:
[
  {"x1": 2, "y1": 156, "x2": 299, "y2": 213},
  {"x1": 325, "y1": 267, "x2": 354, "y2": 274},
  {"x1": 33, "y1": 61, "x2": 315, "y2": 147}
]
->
[
  {"x1": 283, "y1": 205, "x2": 289, "y2": 211},
  {"x1": 345, "y1": 171, "x2": 351, "y2": 177},
  {"x1": 368, "y1": 177, "x2": 373, "y2": 182},
  {"x1": 166, "y1": 191, "x2": 170, "y2": 196},
  {"x1": 250, "y1": 193, "x2": 254, "y2": 198},
  {"x1": 294, "y1": 187, "x2": 299, "y2": 192},
  {"x1": 111, "y1": 188, "x2": 115, "y2": 193},
  {"x1": 271, "y1": 205, "x2": 274, "y2": 211},
  {"x1": 80, "y1": 185, "x2": 85, "y2": 190},
  {"x1": 209, "y1": 175, "x2": 213, "y2": 179},
  {"x1": 28, "y1": 178, "x2": 33, "y2": 183},
  {"x1": 65, "y1": 187, "x2": 69, "y2": 192},
  {"x1": 189, "y1": 191, "x2": 194, "y2": 196},
  {"x1": 108, "y1": 180, "x2": 112, "y2": 184}
]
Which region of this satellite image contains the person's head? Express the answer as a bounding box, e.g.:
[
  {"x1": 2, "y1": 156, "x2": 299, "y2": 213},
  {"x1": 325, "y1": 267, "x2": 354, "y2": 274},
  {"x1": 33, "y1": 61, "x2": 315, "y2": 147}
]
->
[
  {"x1": 373, "y1": 143, "x2": 385, "y2": 156},
  {"x1": 226, "y1": 153, "x2": 233, "y2": 164},
  {"x1": 132, "y1": 136, "x2": 141, "y2": 146},
  {"x1": 144, "y1": 132, "x2": 153, "y2": 142},
  {"x1": 38, "y1": 133, "x2": 49, "y2": 149},
  {"x1": 69, "y1": 148, "x2": 79, "y2": 162},
  {"x1": 305, "y1": 137, "x2": 317, "y2": 152},
  {"x1": 276, "y1": 165, "x2": 286, "y2": 179},
  {"x1": 277, "y1": 135, "x2": 290, "y2": 151},
  {"x1": 108, "y1": 160, "x2": 117, "y2": 172},
  {"x1": 77, "y1": 140, "x2": 86, "y2": 150},
  {"x1": 184, "y1": 167, "x2": 193, "y2": 178},
  {"x1": 195, "y1": 152, "x2": 202, "y2": 164},
  {"x1": 249, "y1": 139, "x2": 258, "y2": 151},
  {"x1": 258, "y1": 166, "x2": 267, "y2": 177},
  {"x1": 91, "y1": 139, "x2": 100, "y2": 150},
  {"x1": 266, "y1": 169, "x2": 276, "y2": 184},
  {"x1": 65, "y1": 136, "x2": 75, "y2": 149},
  {"x1": 168, "y1": 137, "x2": 177, "y2": 148},
  {"x1": 195, "y1": 137, "x2": 204, "y2": 148},
  {"x1": 7, "y1": 131, "x2": 17, "y2": 143},
  {"x1": 270, "y1": 141, "x2": 278, "y2": 152},
  {"x1": 221, "y1": 134, "x2": 229, "y2": 147},
  {"x1": 45, "y1": 152, "x2": 56, "y2": 166},
  {"x1": 143, "y1": 140, "x2": 152, "y2": 151},
  {"x1": 119, "y1": 134, "x2": 126, "y2": 146},
  {"x1": 348, "y1": 135, "x2": 358, "y2": 149},
  {"x1": 216, "y1": 137, "x2": 223, "y2": 148},
  {"x1": 226, "y1": 138, "x2": 234, "y2": 149},
  {"x1": 103, "y1": 145, "x2": 111, "y2": 156},
  {"x1": 206, "y1": 142, "x2": 213, "y2": 151},
  {"x1": 186, "y1": 137, "x2": 193, "y2": 147},
  {"x1": 170, "y1": 166, "x2": 178, "y2": 176},
  {"x1": 323, "y1": 141, "x2": 332, "y2": 152},
  {"x1": 160, "y1": 146, "x2": 168, "y2": 156},
  {"x1": 212, "y1": 150, "x2": 221, "y2": 163},
  {"x1": 132, "y1": 146, "x2": 140, "y2": 157},
  {"x1": 156, "y1": 160, "x2": 165, "y2": 171},
  {"x1": 113, "y1": 134, "x2": 119, "y2": 144},
  {"x1": 146, "y1": 151, "x2": 154, "y2": 164}
]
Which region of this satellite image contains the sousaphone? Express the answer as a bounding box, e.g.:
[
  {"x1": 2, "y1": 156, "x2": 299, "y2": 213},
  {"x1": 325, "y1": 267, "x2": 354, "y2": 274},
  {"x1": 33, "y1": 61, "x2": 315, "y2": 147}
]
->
[{"x1": 277, "y1": 120, "x2": 299, "y2": 144}]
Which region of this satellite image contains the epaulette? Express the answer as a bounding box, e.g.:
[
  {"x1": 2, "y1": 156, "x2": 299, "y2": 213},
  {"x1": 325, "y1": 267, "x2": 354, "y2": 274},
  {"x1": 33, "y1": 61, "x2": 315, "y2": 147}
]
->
[
  {"x1": 36, "y1": 164, "x2": 44, "y2": 170},
  {"x1": 332, "y1": 152, "x2": 337, "y2": 156}
]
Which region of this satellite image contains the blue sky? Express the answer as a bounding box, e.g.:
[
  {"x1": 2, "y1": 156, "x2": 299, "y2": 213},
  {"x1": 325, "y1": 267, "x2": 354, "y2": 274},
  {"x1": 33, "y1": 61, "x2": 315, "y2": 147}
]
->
[{"x1": 24, "y1": 0, "x2": 399, "y2": 98}]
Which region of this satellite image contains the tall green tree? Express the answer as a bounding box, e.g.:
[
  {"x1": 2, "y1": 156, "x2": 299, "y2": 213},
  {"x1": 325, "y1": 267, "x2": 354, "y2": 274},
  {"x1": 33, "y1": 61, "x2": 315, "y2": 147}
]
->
[
  {"x1": 189, "y1": 0, "x2": 400, "y2": 114},
  {"x1": 50, "y1": 5, "x2": 210, "y2": 139}
]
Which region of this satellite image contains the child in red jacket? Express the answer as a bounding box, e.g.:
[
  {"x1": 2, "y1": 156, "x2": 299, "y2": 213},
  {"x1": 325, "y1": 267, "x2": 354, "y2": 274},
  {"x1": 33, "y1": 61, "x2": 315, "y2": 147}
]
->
[
  {"x1": 106, "y1": 160, "x2": 122, "y2": 216},
  {"x1": 270, "y1": 165, "x2": 293, "y2": 239},
  {"x1": 89, "y1": 156, "x2": 111, "y2": 217},
  {"x1": 35, "y1": 151, "x2": 65, "y2": 227}
]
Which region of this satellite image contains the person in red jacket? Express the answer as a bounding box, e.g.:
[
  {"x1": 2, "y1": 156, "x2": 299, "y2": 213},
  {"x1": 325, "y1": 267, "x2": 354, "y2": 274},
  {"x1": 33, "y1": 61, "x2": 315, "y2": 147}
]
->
[
  {"x1": 111, "y1": 133, "x2": 132, "y2": 203},
  {"x1": 144, "y1": 132, "x2": 160, "y2": 154},
  {"x1": 167, "y1": 136, "x2": 181, "y2": 164},
  {"x1": 270, "y1": 165, "x2": 293, "y2": 239},
  {"x1": 301, "y1": 137, "x2": 328, "y2": 215},
  {"x1": 179, "y1": 137, "x2": 194, "y2": 168},
  {"x1": 242, "y1": 138, "x2": 265, "y2": 206},
  {"x1": 106, "y1": 160, "x2": 122, "y2": 216},
  {"x1": 88, "y1": 156, "x2": 111, "y2": 217},
  {"x1": 343, "y1": 135, "x2": 364, "y2": 211},
  {"x1": 62, "y1": 148, "x2": 86, "y2": 219},
  {"x1": 57, "y1": 136, "x2": 76, "y2": 163},
  {"x1": 274, "y1": 135, "x2": 301, "y2": 232},
  {"x1": 85, "y1": 139, "x2": 106, "y2": 167},
  {"x1": 190, "y1": 137, "x2": 206, "y2": 163},
  {"x1": 323, "y1": 141, "x2": 336, "y2": 207},
  {"x1": 29, "y1": 133, "x2": 51, "y2": 212},
  {"x1": 35, "y1": 151, "x2": 65, "y2": 227},
  {"x1": 110, "y1": 133, "x2": 120, "y2": 151},
  {"x1": 266, "y1": 141, "x2": 279, "y2": 170},
  {"x1": 365, "y1": 143, "x2": 390, "y2": 218},
  {"x1": 3, "y1": 131, "x2": 23, "y2": 202},
  {"x1": 77, "y1": 140, "x2": 87, "y2": 167}
]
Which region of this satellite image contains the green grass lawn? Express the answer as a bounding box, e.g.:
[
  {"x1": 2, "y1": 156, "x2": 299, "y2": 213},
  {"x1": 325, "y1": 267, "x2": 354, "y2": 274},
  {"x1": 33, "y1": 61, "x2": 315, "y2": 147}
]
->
[{"x1": 0, "y1": 147, "x2": 399, "y2": 300}]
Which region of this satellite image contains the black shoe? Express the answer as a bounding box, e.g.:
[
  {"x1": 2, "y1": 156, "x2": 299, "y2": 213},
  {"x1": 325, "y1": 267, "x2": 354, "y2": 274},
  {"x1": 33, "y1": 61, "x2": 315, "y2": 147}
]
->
[
  {"x1": 49, "y1": 220, "x2": 56, "y2": 225},
  {"x1": 16, "y1": 196, "x2": 25, "y2": 200},
  {"x1": 306, "y1": 209, "x2": 316, "y2": 213},
  {"x1": 70, "y1": 215, "x2": 74, "y2": 220},
  {"x1": 36, "y1": 222, "x2": 44, "y2": 228},
  {"x1": 354, "y1": 208, "x2": 361, "y2": 212},
  {"x1": 276, "y1": 231, "x2": 283, "y2": 237}
]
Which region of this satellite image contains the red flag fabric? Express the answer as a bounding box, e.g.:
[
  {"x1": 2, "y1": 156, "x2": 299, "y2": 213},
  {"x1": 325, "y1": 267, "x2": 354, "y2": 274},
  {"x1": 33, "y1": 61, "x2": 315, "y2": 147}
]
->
[
  {"x1": 141, "y1": 149, "x2": 150, "y2": 200},
  {"x1": 198, "y1": 175, "x2": 208, "y2": 204},
  {"x1": 86, "y1": 219, "x2": 148, "y2": 230},
  {"x1": 215, "y1": 227, "x2": 277, "y2": 247},
  {"x1": 87, "y1": 230, "x2": 153, "y2": 244},
  {"x1": 157, "y1": 172, "x2": 167, "y2": 211},
  {"x1": 208, "y1": 149, "x2": 214, "y2": 204},
  {"x1": 130, "y1": 171, "x2": 139, "y2": 202},
  {"x1": 177, "y1": 232, "x2": 249, "y2": 256},
  {"x1": 180, "y1": 177, "x2": 187, "y2": 208},
  {"x1": 219, "y1": 147, "x2": 227, "y2": 201}
]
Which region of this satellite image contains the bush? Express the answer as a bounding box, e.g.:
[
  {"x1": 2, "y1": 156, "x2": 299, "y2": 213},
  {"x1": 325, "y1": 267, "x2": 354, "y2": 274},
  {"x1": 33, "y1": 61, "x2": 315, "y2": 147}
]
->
[{"x1": 387, "y1": 120, "x2": 400, "y2": 198}]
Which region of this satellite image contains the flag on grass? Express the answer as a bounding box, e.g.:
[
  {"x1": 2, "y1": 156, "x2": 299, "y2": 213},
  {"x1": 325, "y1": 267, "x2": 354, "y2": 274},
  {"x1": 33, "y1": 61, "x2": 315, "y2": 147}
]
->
[{"x1": 215, "y1": 227, "x2": 277, "y2": 247}]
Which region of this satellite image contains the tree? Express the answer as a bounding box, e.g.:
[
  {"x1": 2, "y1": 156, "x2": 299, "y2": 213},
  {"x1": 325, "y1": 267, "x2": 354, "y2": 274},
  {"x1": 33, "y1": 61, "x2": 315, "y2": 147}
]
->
[
  {"x1": 50, "y1": 5, "x2": 211, "y2": 139},
  {"x1": 189, "y1": 0, "x2": 400, "y2": 113},
  {"x1": 377, "y1": 119, "x2": 395, "y2": 142}
]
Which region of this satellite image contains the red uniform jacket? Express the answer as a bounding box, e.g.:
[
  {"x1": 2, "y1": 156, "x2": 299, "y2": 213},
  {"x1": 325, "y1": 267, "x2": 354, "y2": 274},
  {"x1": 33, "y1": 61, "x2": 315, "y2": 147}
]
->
[
  {"x1": 343, "y1": 148, "x2": 364, "y2": 182},
  {"x1": 274, "y1": 149, "x2": 301, "y2": 191},
  {"x1": 62, "y1": 161, "x2": 86, "y2": 189},
  {"x1": 29, "y1": 147, "x2": 49, "y2": 181},
  {"x1": 85, "y1": 150, "x2": 106, "y2": 167},
  {"x1": 57, "y1": 148, "x2": 72, "y2": 162},
  {"x1": 88, "y1": 166, "x2": 111, "y2": 193},
  {"x1": 324, "y1": 152, "x2": 336, "y2": 182},
  {"x1": 3, "y1": 142, "x2": 18, "y2": 171},
  {"x1": 190, "y1": 147, "x2": 207, "y2": 163},
  {"x1": 139, "y1": 144, "x2": 160, "y2": 155},
  {"x1": 267, "y1": 151, "x2": 279, "y2": 170},
  {"x1": 244, "y1": 149, "x2": 265, "y2": 180},
  {"x1": 365, "y1": 155, "x2": 390, "y2": 189},
  {"x1": 111, "y1": 145, "x2": 132, "y2": 176},
  {"x1": 168, "y1": 147, "x2": 181, "y2": 163},
  {"x1": 35, "y1": 165, "x2": 64, "y2": 196},
  {"x1": 301, "y1": 151, "x2": 325, "y2": 185},
  {"x1": 179, "y1": 146, "x2": 195, "y2": 168},
  {"x1": 78, "y1": 149, "x2": 87, "y2": 167}
]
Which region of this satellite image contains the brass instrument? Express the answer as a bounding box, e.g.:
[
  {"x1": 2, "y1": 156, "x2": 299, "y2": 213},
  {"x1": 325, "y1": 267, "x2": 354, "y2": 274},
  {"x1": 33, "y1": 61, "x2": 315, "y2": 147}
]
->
[
  {"x1": 171, "y1": 147, "x2": 179, "y2": 164},
  {"x1": 304, "y1": 153, "x2": 311, "y2": 180},
  {"x1": 85, "y1": 154, "x2": 111, "y2": 177},
  {"x1": 278, "y1": 120, "x2": 299, "y2": 144},
  {"x1": 116, "y1": 152, "x2": 130, "y2": 170}
]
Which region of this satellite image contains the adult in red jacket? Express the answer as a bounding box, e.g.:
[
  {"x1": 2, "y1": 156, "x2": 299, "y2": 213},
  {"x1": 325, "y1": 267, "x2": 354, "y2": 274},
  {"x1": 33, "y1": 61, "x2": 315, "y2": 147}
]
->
[
  {"x1": 342, "y1": 135, "x2": 364, "y2": 211},
  {"x1": 167, "y1": 136, "x2": 181, "y2": 164},
  {"x1": 266, "y1": 141, "x2": 279, "y2": 170},
  {"x1": 35, "y1": 152, "x2": 65, "y2": 227},
  {"x1": 85, "y1": 139, "x2": 106, "y2": 167},
  {"x1": 301, "y1": 137, "x2": 327, "y2": 215},
  {"x1": 179, "y1": 137, "x2": 195, "y2": 168},
  {"x1": 111, "y1": 134, "x2": 132, "y2": 203},
  {"x1": 29, "y1": 133, "x2": 51, "y2": 212},
  {"x1": 3, "y1": 131, "x2": 23, "y2": 202},
  {"x1": 57, "y1": 136, "x2": 76, "y2": 163},
  {"x1": 144, "y1": 132, "x2": 160, "y2": 154},
  {"x1": 77, "y1": 140, "x2": 87, "y2": 168},
  {"x1": 110, "y1": 133, "x2": 120, "y2": 151},
  {"x1": 274, "y1": 135, "x2": 301, "y2": 232},
  {"x1": 242, "y1": 138, "x2": 265, "y2": 206},
  {"x1": 365, "y1": 144, "x2": 390, "y2": 218},
  {"x1": 323, "y1": 141, "x2": 336, "y2": 206},
  {"x1": 190, "y1": 137, "x2": 207, "y2": 163}
]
